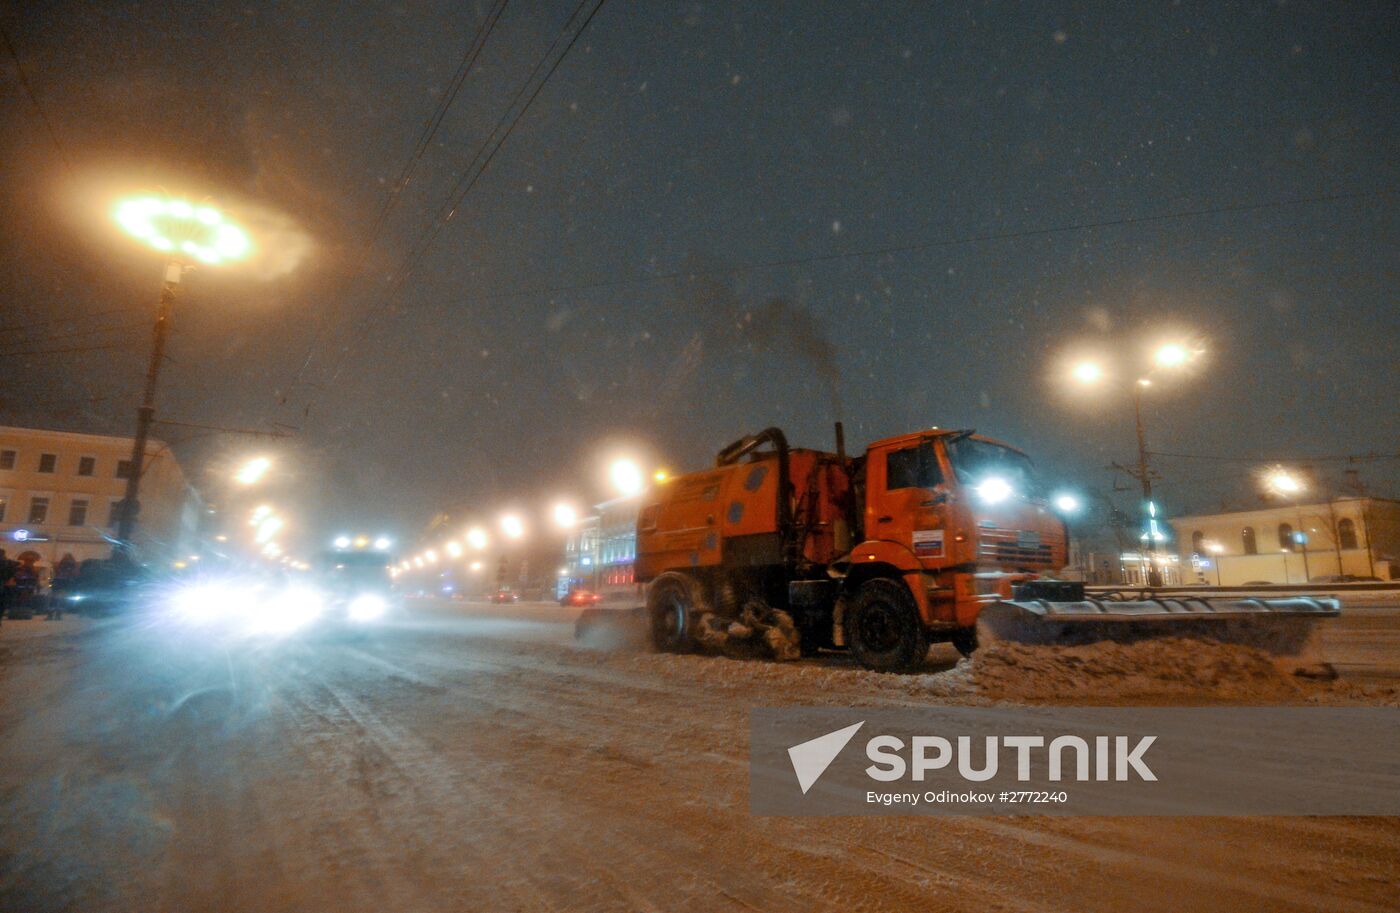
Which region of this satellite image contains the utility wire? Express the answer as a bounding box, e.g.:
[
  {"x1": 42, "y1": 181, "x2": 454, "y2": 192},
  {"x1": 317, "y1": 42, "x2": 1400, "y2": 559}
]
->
[
  {"x1": 315, "y1": 0, "x2": 607, "y2": 393},
  {"x1": 0, "y1": 321, "x2": 145, "y2": 347},
  {"x1": 362, "y1": 0, "x2": 511, "y2": 248},
  {"x1": 1149, "y1": 450, "x2": 1400, "y2": 464},
  {"x1": 0, "y1": 23, "x2": 72, "y2": 172},
  {"x1": 0, "y1": 307, "x2": 133, "y2": 335},
  {"x1": 0, "y1": 340, "x2": 140, "y2": 358},
  {"x1": 417, "y1": 186, "x2": 1396, "y2": 309},
  {"x1": 285, "y1": 0, "x2": 511, "y2": 396}
]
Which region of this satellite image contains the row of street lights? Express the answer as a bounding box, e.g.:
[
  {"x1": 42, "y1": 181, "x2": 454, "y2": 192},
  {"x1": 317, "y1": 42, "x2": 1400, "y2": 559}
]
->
[{"x1": 393, "y1": 457, "x2": 661, "y2": 579}]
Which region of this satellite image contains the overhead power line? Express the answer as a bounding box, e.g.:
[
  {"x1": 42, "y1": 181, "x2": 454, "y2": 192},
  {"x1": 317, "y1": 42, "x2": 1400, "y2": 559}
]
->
[
  {"x1": 0, "y1": 340, "x2": 140, "y2": 358},
  {"x1": 1149, "y1": 450, "x2": 1400, "y2": 464},
  {"x1": 0, "y1": 307, "x2": 133, "y2": 335},
  {"x1": 0, "y1": 24, "x2": 72, "y2": 172},
  {"x1": 313, "y1": 0, "x2": 609, "y2": 395},
  {"x1": 362, "y1": 0, "x2": 512, "y2": 248},
  {"x1": 416, "y1": 186, "x2": 1396, "y2": 309},
  {"x1": 284, "y1": 0, "x2": 512, "y2": 399}
]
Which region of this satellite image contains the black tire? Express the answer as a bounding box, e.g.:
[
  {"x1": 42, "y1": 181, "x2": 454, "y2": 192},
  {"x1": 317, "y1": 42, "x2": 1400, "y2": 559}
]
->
[
  {"x1": 951, "y1": 626, "x2": 977, "y2": 657},
  {"x1": 845, "y1": 578, "x2": 929, "y2": 673},
  {"x1": 647, "y1": 572, "x2": 698, "y2": 653}
]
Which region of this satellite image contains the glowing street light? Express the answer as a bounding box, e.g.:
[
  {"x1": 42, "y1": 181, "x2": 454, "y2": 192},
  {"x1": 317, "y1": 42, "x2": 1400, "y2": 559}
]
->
[
  {"x1": 373, "y1": 536, "x2": 393, "y2": 551},
  {"x1": 333, "y1": 535, "x2": 352, "y2": 549},
  {"x1": 610, "y1": 458, "x2": 644, "y2": 497},
  {"x1": 234, "y1": 455, "x2": 272, "y2": 486},
  {"x1": 1265, "y1": 469, "x2": 1305, "y2": 496},
  {"x1": 1071, "y1": 361, "x2": 1104, "y2": 384},
  {"x1": 110, "y1": 195, "x2": 255, "y2": 558},
  {"x1": 1263, "y1": 468, "x2": 1311, "y2": 583},
  {"x1": 1053, "y1": 493, "x2": 1081, "y2": 514},
  {"x1": 1153, "y1": 343, "x2": 1190, "y2": 368},
  {"x1": 114, "y1": 196, "x2": 252, "y2": 265},
  {"x1": 500, "y1": 514, "x2": 525, "y2": 540},
  {"x1": 552, "y1": 503, "x2": 579, "y2": 529},
  {"x1": 255, "y1": 515, "x2": 283, "y2": 544},
  {"x1": 445, "y1": 540, "x2": 463, "y2": 558},
  {"x1": 465, "y1": 526, "x2": 489, "y2": 550}
]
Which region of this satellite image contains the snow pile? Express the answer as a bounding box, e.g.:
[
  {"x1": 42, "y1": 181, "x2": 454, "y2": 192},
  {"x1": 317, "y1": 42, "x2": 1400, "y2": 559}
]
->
[{"x1": 965, "y1": 638, "x2": 1307, "y2": 703}]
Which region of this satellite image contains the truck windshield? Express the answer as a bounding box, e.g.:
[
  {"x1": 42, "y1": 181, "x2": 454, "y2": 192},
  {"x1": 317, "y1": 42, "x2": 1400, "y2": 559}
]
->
[
  {"x1": 945, "y1": 437, "x2": 1042, "y2": 499},
  {"x1": 318, "y1": 551, "x2": 391, "y2": 591}
]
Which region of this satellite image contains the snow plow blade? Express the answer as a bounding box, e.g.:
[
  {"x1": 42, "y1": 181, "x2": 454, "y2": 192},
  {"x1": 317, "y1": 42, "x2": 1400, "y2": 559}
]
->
[{"x1": 977, "y1": 594, "x2": 1341, "y2": 674}]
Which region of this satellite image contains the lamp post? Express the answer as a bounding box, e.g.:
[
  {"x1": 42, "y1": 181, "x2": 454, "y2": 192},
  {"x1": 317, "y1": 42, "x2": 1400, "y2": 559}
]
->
[
  {"x1": 111, "y1": 196, "x2": 252, "y2": 558},
  {"x1": 1068, "y1": 341, "x2": 1203, "y2": 588},
  {"x1": 1265, "y1": 469, "x2": 1311, "y2": 583}
]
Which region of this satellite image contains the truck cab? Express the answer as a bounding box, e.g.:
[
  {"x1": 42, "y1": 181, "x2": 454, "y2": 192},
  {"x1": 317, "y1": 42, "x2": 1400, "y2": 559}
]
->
[{"x1": 851, "y1": 430, "x2": 1067, "y2": 630}]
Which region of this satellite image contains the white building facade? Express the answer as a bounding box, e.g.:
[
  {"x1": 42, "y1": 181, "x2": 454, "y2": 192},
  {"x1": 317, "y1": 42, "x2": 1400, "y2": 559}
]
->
[
  {"x1": 1169, "y1": 498, "x2": 1399, "y2": 585},
  {"x1": 0, "y1": 425, "x2": 202, "y2": 571}
]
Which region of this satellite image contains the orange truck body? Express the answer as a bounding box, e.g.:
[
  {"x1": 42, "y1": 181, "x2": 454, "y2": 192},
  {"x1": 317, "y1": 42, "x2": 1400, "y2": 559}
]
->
[{"x1": 635, "y1": 426, "x2": 1067, "y2": 647}]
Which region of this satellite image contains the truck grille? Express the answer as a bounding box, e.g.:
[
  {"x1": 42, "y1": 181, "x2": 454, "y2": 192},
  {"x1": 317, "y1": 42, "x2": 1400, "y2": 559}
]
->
[{"x1": 978, "y1": 528, "x2": 1056, "y2": 568}]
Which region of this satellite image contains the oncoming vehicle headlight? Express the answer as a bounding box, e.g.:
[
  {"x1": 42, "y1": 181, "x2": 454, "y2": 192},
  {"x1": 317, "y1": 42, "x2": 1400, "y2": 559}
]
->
[
  {"x1": 349, "y1": 593, "x2": 388, "y2": 622},
  {"x1": 247, "y1": 586, "x2": 324, "y2": 635},
  {"x1": 171, "y1": 582, "x2": 249, "y2": 623},
  {"x1": 975, "y1": 476, "x2": 1013, "y2": 504}
]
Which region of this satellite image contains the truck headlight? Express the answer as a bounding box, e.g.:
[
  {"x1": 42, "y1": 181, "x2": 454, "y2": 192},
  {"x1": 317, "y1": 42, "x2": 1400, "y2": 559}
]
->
[{"x1": 976, "y1": 477, "x2": 1013, "y2": 504}]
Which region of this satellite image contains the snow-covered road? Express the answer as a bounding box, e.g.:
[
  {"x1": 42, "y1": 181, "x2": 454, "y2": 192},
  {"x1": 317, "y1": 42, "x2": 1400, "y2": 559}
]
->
[{"x1": 1, "y1": 599, "x2": 1397, "y2": 912}]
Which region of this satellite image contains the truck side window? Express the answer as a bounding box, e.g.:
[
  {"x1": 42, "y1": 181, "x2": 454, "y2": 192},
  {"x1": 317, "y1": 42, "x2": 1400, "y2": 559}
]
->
[{"x1": 886, "y1": 444, "x2": 942, "y2": 490}]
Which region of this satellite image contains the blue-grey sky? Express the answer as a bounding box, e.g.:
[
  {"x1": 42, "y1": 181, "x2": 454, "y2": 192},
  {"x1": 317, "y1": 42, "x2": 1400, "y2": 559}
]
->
[{"x1": 2, "y1": 1, "x2": 1397, "y2": 542}]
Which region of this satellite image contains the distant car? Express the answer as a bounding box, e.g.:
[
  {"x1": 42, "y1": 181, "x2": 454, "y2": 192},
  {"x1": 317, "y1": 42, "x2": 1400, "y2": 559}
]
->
[
  {"x1": 59, "y1": 559, "x2": 149, "y2": 615},
  {"x1": 489, "y1": 589, "x2": 519, "y2": 604},
  {"x1": 560, "y1": 588, "x2": 602, "y2": 607},
  {"x1": 1308, "y1": 574, "x2": 1382, "y2": 584}
]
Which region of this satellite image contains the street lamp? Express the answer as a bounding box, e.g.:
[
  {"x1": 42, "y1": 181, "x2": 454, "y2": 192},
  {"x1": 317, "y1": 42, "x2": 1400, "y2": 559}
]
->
[
  {"x1": 465, "y1": 526, "x2": 489, "y2": 550},
  {"x1": 500, "y1": 514, "x2": 525, "y2": 540},
  {"x1": 609, "y1": 459, "x2": 644, "y2": 497},
  {"x1": 234, "y1": 456, "x2": 272, "y2": 486},
  {"x1": 1204, "y1": 540, "x2": 1225, "y2": 586},
  {"x1": 1265, "y1": 468, "x2": 1311, "y2": 583},
  {"x1": 110, "y1": 195, "x2": 253, "y2": 558},
  {"x1": 552, "y1": 502, "x2": 579, "y2": 529},
  {"x1": 1064, "y1": 341, "x2": 1204, "y2": 587}
]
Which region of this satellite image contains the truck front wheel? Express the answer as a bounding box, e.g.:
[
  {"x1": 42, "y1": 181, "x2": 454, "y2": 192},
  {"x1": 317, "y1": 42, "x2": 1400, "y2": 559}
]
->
[
  {"x1": 647, "y1": 572, "x2": 698, "y2": 653},
  {"x1": 846, "y1": 578, "x2": 929, "y2": 673}
]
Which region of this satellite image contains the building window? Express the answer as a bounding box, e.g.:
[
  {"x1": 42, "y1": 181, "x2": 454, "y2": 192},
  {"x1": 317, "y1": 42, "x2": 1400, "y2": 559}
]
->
[
  {"x1": 1338, "y1": 518, "x2": 1358, "y2": 550},
  {"x1": 78, "y1": 456, "x2": 96, "y2": 477},
  {"x1": 1191, "y1": 531, "x2": 1204, "y2": 555},
  {"x1": 38, "y1": 453, "x2": 57, "y2": 473},
  {"x1": 1278, "y1": 522, "x2": 1294, "y2": 551},
  {"x1": 0, "y1": 449, "x2": 15, "y2": 470},
  {"x1": 27, "y1": 496, "x2": 49, "y2": 525},
  {"x1": 68, "y1": 499, "x2": 89, "y2": 527},
  {"x1": 1242, "y1": 526, "x2": 1257, "y2": 555},
  {"x1": 116, "y1": 460, "x2": 134, "y2": 480}
]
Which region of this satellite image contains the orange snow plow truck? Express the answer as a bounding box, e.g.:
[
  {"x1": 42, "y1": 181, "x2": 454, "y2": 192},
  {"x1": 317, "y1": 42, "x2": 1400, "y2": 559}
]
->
[{"x1": 626, "y1": 425, "x2": 1338, "y2": 673}]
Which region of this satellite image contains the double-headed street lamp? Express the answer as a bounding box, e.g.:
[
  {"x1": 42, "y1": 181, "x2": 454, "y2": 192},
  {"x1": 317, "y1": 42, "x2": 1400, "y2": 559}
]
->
[
  {"x1": 110, "y1": 195, "x2": 253, "y2": 557},
  {"x1": 1069, "y1": 341, "x2": 1204, "y2": 587}
]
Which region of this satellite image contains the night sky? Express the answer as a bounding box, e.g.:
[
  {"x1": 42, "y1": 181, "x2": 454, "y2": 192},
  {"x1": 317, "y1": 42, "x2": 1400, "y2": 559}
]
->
[{"x1": 2, "y1": 1, "x2": 1397, "y2": 547}]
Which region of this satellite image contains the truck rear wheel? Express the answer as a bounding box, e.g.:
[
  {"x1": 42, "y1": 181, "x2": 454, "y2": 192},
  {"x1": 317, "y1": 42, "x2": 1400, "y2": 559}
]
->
[
  {"x1": 647, "y1": 572, "x2": 698, "y2": 653},
  {"x1": 846, "y1": 578, "x2": 929, "y2": 673}
]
